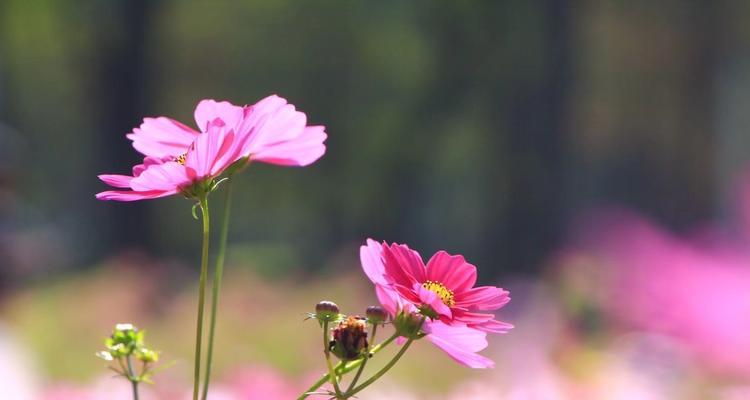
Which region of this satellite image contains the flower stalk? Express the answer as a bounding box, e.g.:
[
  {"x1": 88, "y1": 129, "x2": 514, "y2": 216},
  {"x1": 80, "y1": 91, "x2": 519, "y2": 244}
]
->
[
  {"x1": 323, "y1": 320, "x2": 344, "y2": 397},
  {"x1": 347, "y1": 318, "x2": 424, "y2": 397},
  {"x1": 192, "y1": 196, "x2": 211, "y2": 400},
  {"x1": 126, "y1": 354, "x2": 140, "y2": 400},
  {"x1": 297, "y1": 332, "x2": 400, "y2": 399},
  {"x1": 346, "y1": 323, "x2": 377, "y2": 392},
  {"x1": 201, "y1": 179, "x2": 233, "y2": 400}
]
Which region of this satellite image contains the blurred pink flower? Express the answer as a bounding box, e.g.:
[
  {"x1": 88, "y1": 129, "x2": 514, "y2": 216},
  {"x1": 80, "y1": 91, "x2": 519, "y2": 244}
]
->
[
  {"x1": 97, "y1": 95, "x2": 326, "y2": 201},
  {"x1": 360, "y1": 239, "x2": 511, "y2": 368},
  {"x1": 362, "y1": 239, "x2": 512, "y2": 333},
  {"x1": 573, "y1": 207, "x2": 750, "y2": 377}
]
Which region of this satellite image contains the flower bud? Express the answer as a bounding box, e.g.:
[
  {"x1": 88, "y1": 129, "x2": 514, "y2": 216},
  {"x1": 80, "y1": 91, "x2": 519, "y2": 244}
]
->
[
  {"x1": 393, "y1": 311, "x2": 425, "y2": 340},
  {"x1": 315, "y1": 301, "x2": 340, "y2": 323},
  {"x1": 135, "y1": 348, "x2": 159, "y2": 363},
  {"x1": 365, "y1": 305, "x2": 387, "y2": 325},
  {"x1": 330, "y1": 316, "x2": 368, "y2": 361}
]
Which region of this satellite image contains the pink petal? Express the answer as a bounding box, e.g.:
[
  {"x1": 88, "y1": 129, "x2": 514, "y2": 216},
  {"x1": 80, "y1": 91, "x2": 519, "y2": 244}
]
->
[
  {"x1": 242, "y1": 97, "x2": 306, "y2": 153},
  {"x1": 472, "y1": 319, "x2": 514, "y2": 333},
  {"x1": 251, "y1": 125, "x2": 327, "y2": 166},
  {"x1": 132, "y1": 156, "x2": 167, "y2": 177},
  {"x1": 98, "y1": 174, "x2": 133, "y2": 188},
  {"x1": 382, "y1": 242, "x2": 427, "y2": 286},
  {"x1": 416, "y1": 283, "x2": 452, "y2": 318},
  {"x1": 425, "y1": 251, "x2": 477, "y2": 293},
  {"x1": 424, "y1": 321, "x2": 495, "y2": 369},
  {"x1": 95, "y1": 189, "x2": 176, "y2": 201},
  {"x1": 455, "y1": 286, "x2": 510, "y2": 310},
  {"x1": 194, "y1": 99, "x2": 245, "y2": 133},
  {"x1": 450, "y1": 309, "x2": 496, "y2": 324},
  {"x1": 184, "y1": 122, "x2": 237, "y2": 178},
  {"x1": 375, "y1": 285, "x2": 401, "y2": 317},
  {"x1": 360, "y1": 238, "x2": 388, "y2": 286},
  {"x1": 127, "y1": 117, "x2": 198, "y2": 158},
  {"x1": 130, "y1": 162, "x2": 190, "y2": 192}
]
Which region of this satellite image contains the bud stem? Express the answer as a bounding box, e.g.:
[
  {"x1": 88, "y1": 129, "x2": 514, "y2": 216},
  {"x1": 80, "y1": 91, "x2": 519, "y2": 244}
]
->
[
  {"x1": 323, "y1": 320, "x2": 344, "y2": 397},
  {"x1": 201, "y1": 179, "x2": 233, "y2": 400},
  {"x1": 126, "y1": 354, "x2": 140, "y2": 400},
  {"x1": 345, "y1": 324, "x2": 377, "y2": 392},
  {"x1": 192, "y1": 196, "x2": 211, "y2": 400},
  {"x1": 297, "y1": 332, "x2": 400, "y2": 399},
  {"x1": 347, "y1": 316, "x2": 426, "y2": 397}
]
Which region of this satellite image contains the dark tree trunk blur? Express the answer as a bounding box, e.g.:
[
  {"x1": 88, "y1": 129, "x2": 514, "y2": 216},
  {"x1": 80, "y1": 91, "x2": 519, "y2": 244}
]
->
[{"x1": 93, "y1": 0, "x2": 155, "y2": 251}]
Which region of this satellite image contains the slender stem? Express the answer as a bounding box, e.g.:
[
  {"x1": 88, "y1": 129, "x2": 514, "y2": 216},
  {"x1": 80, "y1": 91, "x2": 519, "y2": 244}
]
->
[
  {"x1": 346, "y1": 324, "x2": 377, "y2": 392},
  {"x1": 322, "y1": 320, "x2": 343, "y2": 397},
  {"x1": 297, "y1": 333, "x2": 399, "y2": 399},
  {"x1": 348, "y1": 318, "x2": 425, "y2": 397},
  {"x1": 201, "y1": 180, "x2": 233, "y2": 400},
  {"x1": 192, "y1": 197, "x2": 211, "y2": 400},
  {"x1": 126, "y1": 355, "x2": 140, "y2": 400}
]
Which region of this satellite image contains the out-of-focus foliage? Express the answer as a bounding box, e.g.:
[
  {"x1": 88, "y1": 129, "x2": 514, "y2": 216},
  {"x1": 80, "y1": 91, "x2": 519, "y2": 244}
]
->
[{"x1": 4, "y1": 1, "x2": 749, "y2": 283}]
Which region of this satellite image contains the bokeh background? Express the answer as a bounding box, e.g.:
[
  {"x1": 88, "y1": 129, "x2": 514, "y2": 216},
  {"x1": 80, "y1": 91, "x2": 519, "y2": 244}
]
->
[{"x1": 2, "y1": 1, "x2": 750, "y2": 399}]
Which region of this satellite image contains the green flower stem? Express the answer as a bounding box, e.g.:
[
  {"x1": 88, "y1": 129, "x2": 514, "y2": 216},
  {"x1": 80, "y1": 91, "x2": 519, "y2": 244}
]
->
[
  {"x1": 322, "y1": 320, "x2": 343, "y2": 397},
  {"x1": 347, "y1": 318, "x2": 426, "y2": 397},
  {"x1": 192, "y1": 196, "x2": 211, "y2": 400},
  {"x1": 126, "y1": 354, "x2": 140, "y2": 400},
  {"x1": 297, "y1": 333, "x2": 399, "y2": 399},
  {"x1": 346, "y1": 324, "x2": 377, "y2": 392},
  {"x1": 201, "y1": 179, "x2": 233, "y2": 400}
]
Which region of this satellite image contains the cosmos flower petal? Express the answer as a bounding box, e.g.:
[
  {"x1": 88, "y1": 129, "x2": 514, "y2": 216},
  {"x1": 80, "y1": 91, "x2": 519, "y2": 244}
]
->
[
  {"x1": 416, "y1": 283, "x2": 452, "y2": 318},
  {"x1": 127, "y1": 117, "x2": 199, "y2": 159},
  {"x1": 194, "y1": 99, "x2": 245, "y2": 132},
  {"x1": 375, "y1": 285, "x2": 402, "y2": 317},
  {"x1": 472, "y1": 319, "x2": 514, "y2": 333},
  {"x1": 251, "y1": 125, "x2": 327, "y2": 166},
  {"x1": 426, "y1": 251, "x2": 478, "y2": 293},
  {"x1": 424, "y1": 321, "x2": 495, "y2": 369},
  {"x1": 382, "y1": 242, "x2": 426, "y2": 286},
  {"x1": 360, "y1": 238, "x2": 389, "y2": 286},
  {"x1": 129, "y1": 161, "x2": 191, "y2": 192},
  {"x1": 95, "y1": 189, "x2": 177, "y2": 201},
  {"x1": 456, "y1": 286, "x2": 511, "y2": 310},
  {"x1": 98, "y1": 174, "x2": 133, "y2": 188}
]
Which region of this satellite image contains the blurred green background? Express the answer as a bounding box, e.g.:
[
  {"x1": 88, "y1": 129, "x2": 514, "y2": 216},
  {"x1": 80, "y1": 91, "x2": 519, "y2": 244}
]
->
[{"x1": 2, "y1": 1, "x2": 750, "y2": 399}]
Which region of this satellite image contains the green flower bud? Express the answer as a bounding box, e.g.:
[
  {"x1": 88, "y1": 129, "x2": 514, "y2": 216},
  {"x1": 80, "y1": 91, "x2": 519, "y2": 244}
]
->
[
  {"x1": 135, "y1": 348, "x2": 159, "y2": 363},
  {"x1": 330, "y1": 316, "x2": 368, "y2": 361},
  {"x1": 365, "y1": 306, "x2": 387, "y2": 325},
  {"x1": 393, "y1": 311, "x2": 425, "y2": 340},
  {"x1": 315, "y1": 301, "x2": 340, "y2": 323}
]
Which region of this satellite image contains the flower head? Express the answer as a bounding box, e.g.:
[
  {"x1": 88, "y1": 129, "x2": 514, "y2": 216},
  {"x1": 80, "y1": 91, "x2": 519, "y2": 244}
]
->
[
  {"x1": 360, "y1": 239, "x2": 512, "y2": 333},
  {"x1": 330, "y1": 316, "x2": 369, "y2": 361},
  {"x1": 96, "y1": 95, "x2": 327, "y2": 202},
  {"x1": 359, "y1": 239, "x2": 512, "y2": 368}
]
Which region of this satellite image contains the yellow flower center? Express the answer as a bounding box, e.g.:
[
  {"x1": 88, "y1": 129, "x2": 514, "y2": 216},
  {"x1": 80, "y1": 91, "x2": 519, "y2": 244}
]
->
[
  {"x1": 175, "y1": 153, "x2": 187, "y2": 165},
  {"x1": 422, "y1": 280, "x2": 455, "y2": 307}
]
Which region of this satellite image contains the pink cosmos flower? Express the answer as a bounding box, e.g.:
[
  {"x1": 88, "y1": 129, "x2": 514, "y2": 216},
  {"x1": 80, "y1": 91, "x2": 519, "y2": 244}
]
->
[
  {"x1": 96, "y1": 120, "x2": 240, "y2": 201},
  {"x1": 360, "y1": 239, "x2": 512, "y2": 368},
  {"x1": 126, "y1": 95, "x2": 326, "y2": 167},
  {"x1": 97, "y1": 95, "x2": 327, "y2": 201},
  {"x1": 361, "y1": 239, "x2": 512, "y2": 333}
]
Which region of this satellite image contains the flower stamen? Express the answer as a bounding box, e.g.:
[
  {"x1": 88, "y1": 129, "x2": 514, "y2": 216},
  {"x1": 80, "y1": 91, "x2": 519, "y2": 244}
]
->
[
  {"x1": 422, "y1": 280, "x2": 455, "y2": 307},
  {"x1": 175, "y1": 153, "x2": 187, "y2": 165}
]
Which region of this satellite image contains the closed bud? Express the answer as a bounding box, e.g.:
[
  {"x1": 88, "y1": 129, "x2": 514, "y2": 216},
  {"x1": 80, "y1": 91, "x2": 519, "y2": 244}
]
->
[
  {"x1": 330, "y1": 316, "x2": 368, "y2": 361},
  {"x1": 135, "y1": 348, "x2": 159, "y2": 363},
  {"x1": 393, "y1": 311, "x2": 425, "y2": 340},
  {"x1": 365, "y1": 305, "x2": 387, "y2": 325},
  {"x1": 315, "y1": 301, "x2": 340, "y2": 323}
]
